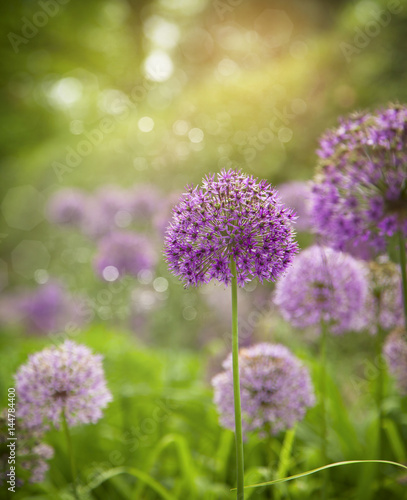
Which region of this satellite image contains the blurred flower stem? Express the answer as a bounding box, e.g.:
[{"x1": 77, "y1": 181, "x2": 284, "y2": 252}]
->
[
  {"x1": 62, "y1": 409, "x2": 79, "y2": 500},
  {"x1": 320, "y1": 320, "x2": 328, "y2": 500},
  {"x1": 398, "y1": 232, "x2": 407, "y2": 331},
  {"x1": 231, "y1": 258, "x2": 245, "y2": 499},
  {"x1": 375, "y1": 322, "x2": 385, "y2": 488}
]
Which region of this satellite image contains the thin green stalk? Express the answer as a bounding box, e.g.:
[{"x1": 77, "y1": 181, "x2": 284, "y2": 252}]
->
[
  {"x1": 320, "y1": 320, "x2": 328, "y2": 500},
  {"x1": 230, "y1": 258, "x2": 244, "y2": 500},
  {"x1": 375, "y1": 324, "x2": 384, "y2": 461},
  {"x1": 398, "y1": 231, "x2": 407, "y2": 331},
  {"x1": 62, "y1": 409, "x2": 79, "y2": 500}
]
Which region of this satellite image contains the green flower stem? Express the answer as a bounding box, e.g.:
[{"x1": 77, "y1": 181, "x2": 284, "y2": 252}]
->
[
  {"x1": 375, "y1": 323, "x2": 385, "y2": 461},
  {"x1": 320, "y1": 320, "x2": 328, "y2": 500},
  {"x1": 398, "y1": 231, "x2": 407, "y2": 331},
  {"x1": 62, "y1": 409, "x2": 79, "y2": 500},
  {"x1": 230, "y1": 258, "x2": 245, "y2": 500}
]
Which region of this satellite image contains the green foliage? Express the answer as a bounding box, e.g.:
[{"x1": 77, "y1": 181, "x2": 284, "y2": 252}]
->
[{"x1": 1, "y1": 325, "x2": 407, "y2": 499}]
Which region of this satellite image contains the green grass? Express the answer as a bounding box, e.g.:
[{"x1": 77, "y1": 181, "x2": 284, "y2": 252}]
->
[{"x1": 1, "y1": 323, "x2": 407, "y2": 499}]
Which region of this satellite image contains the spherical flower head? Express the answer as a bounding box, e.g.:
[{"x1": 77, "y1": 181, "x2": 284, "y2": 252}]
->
[
  {"x1": 311, "y1": 104, "x2": 407, "y2": 252},
  {"x1": 164, "y1": 169, "x2": 298, "y2": 287},
  {"x1": 277, "y1": 181, "x2": 312, "y2": 232},
  {"x1": 15, "y1": 340, "x2": 112, "y2": 431},
  {"x1": 274, "y1": 245, "x2": 368, "y2": 334},
  {"x1": 46, "y1": 188, "x2": 88, "y2": 227},
  {"x1": 383, "y1": 328, "x2": 407, "y2": 394},
  {"x1": 212, "y1": 343, "x2": 315, "y2": 436},
  {"x1": 94, "y1": 231, "x2": 157, "y2": 281},
  {"x1": 362, "y1": 257, "x2": 404, "y2": 334}
]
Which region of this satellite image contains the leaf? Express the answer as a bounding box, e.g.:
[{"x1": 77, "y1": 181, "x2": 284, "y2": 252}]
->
[
  {"x1": 383, "y1": 418, "x2": 407, "y2": 463},
  {"x1": 231, "y1": 460, "x2": 407, "y2": 491},
  {"x1": 83, "y1": 466, "x2": 177, "y2": 500}
]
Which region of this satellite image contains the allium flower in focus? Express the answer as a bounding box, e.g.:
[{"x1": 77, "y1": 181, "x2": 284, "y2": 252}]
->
[
  {"x1": 164, "y1": 169, "x2": 298, "y2": 286},
  {"x1": 362, "y1": 257, "x2": 404, "y2": 334},
  {"x1": 311, "y1": 104, "x2": 407, "y2": 252},
  {"x1": 277, "y1": 181, "x2": 312, "y2": 232},
  {"x1": 212, "y1": 343, "x2": 315, "y2": 435},
  {"x1": 15, "y1": 341, "x2": 112, "y2": 431},
  {"x1": 274, "y1": 245, "x2": 368, "y2": 334},
  {"x1": 46, "y1": 188, "x2": 87, "y2": 227},
  {"x1": 383, "y1": 329, "x2": 407, "y2": 394},
  {"x1": 94, "y1": 231, "x2": 156, "y2": 281}
]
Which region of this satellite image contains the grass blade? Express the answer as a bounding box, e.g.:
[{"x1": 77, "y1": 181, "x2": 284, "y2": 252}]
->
[
  {"x1": 84, "y1": 466, "x2": 177, "y2": 500},
  {"x1": 231, "y1": 460, "x2": 407, "y2": 491}
]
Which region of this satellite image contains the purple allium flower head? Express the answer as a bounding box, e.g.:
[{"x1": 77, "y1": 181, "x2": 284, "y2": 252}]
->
[
  {"x1": 383, "y1": 329, "x2": 407, "y2": 394},
  {"x1": 164, "y1": 169, "x2": 298, "y2": 287},
  {"x1": 276, "y1": 181, "x2": 312, "y2": 232},
  {"x1": 311, "y1": 104, "x2": 407, "y2": 252},
  {"x1": 15, "y1": 340, "x2": 112, "y2": 431},
  {"x1": 16, "y1": 281, "x2": 89, "y2": 334},
  {"x1": 212, "y1": 343, "x2": 315, "y2": 435},
  {"x1": 46, "y1": 188, "x2": 87, "y2": 226},
  {"x1": 94, "y1": 231, "x2": 157, "y2": 281},
  {"x1": 362, "y1": 257, "x2": 404, "y2": 334},
  {"x1": 274, "y1": 245, "x2": 368, "y2": 334}
]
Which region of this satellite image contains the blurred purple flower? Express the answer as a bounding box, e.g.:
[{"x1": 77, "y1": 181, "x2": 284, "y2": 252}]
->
[
  {"x1": 212, "y1": 343, "x2": 315, "y2": 435},
  {"x1": 15, "y1": 340, "x2": 112, "y2": 431},
  {"x1": 274, "y1": 245, "x2": 368, "y2": 334},
  {"x1": 46, "y1": 188, "x2": 87, "y2": 227},
  {"x1": 0, "y1": 410, "x2": 53, "y2": 485},
  {"x1": 20, "y1": 442, "x2": 54, "y2": 484},
  {"x1": 80, "y1": 185, "x2": 131, "y2": 239},
  {"x1": 94, "y1": 231, "x2": 157, "y2": 281},
  {"x1": 16, "y1": 281, "x2": 89, "y2": 334},
  {"x1": 311, "y1": 104, "x2": 407, "y2": 252},
  {"x1": 128, "y1": 184, "x2": 162, "y2": 220},
  {"x1": 383, "y1": 329, "x2": 407, "y2": 394},
  {"x1": 277, "y1": 181, "x2": 312, "y2": 232},
  {"x1": 164, "y1": 169, "x2": 298, "y2": 287}
]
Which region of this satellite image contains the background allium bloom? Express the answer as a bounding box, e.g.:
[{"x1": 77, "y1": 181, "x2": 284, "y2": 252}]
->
[
  {"x1": 20, "y1": 442, "x2": 54, "y2": 484},
  {"x1": 212, "y1": 343, "x2": 315, "y2": 435},
  {"x1": 311, "y1": 104, "x2": 407, "y2": 252},
  {"x1": 164, "y1": 169, "x2": 298, "y2": 286},
  {"x1": 46, "y1": 188, "x2": 87, "y2": 227},
  {"x1": 274, "y1": 245, "x2": 368, "y2": 334},
  {"x1": 362, "y1": 258, "x2": 404, "y2": 334},
  {"x1": 80, "y1": 186, "x2": 130, "y2": 239},
  {"x1": 383, "y1": 329, "x2": 407, "y2": 394},
  {"x1": 16, "y1": 281, "x2": 89, "y2": 334},
  {"x1": 94, "y1": 231, "x2": 156, "y2": 281},
  {"x1": 129, "y1": 184, "x2": 162, "y2": 219},
  {"x1": 15, "y1": 341, "x2": 112, "y2": 430},
  {"x1": 277, "y1": 181, "x2": 312, "y2": 232}
]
